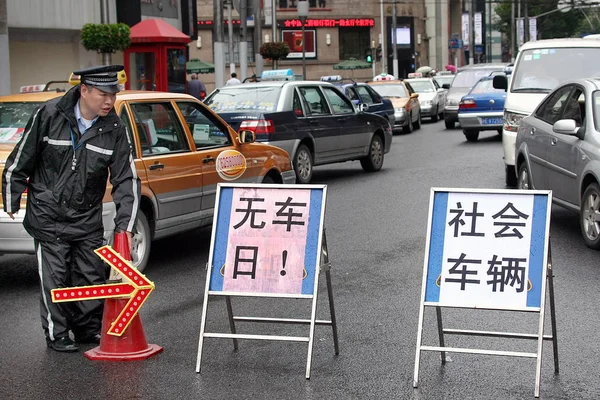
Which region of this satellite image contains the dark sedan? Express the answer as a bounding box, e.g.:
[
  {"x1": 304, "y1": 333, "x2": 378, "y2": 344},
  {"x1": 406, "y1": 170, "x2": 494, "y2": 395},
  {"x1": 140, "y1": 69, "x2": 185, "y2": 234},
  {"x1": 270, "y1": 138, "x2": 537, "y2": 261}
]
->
[{"x1": 204, "y1": 77, "x2": 393, "y2": 184}]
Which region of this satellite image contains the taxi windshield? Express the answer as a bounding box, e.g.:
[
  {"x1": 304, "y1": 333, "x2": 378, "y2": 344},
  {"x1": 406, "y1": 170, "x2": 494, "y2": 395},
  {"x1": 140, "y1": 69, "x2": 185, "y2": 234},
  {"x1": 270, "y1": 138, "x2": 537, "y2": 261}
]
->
[
  {"x1": 408, "y1": 80, "x2": 435, "y2": 93},
  {"x1": 370, "y1": 84, "x2": 408, "y2": 98},
  {"x1": 511, "y1": 47, "x2": 600, "y2": 93},
  {"x1": 0, "y1": 102, "x2": 41, "y2": 143},
  {"x1": 205, "y1": 86, "x2": 281, "y2": 112}
]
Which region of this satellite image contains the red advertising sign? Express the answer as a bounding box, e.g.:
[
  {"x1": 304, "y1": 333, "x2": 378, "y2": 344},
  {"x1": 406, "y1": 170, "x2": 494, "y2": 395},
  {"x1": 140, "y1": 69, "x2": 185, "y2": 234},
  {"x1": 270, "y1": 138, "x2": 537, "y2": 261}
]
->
[{"x1": 282, "y1": 30, "x2": 316, "y2": 59}]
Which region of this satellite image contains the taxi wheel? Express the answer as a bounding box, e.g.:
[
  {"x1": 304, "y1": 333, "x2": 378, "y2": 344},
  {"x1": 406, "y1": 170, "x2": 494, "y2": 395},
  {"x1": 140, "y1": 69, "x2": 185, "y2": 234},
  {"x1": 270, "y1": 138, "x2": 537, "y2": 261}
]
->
[
  {"x1": 361, "y1": 134, "x2": 384, "y2": 172},
  {"x1": 431, "y1": 110, "x2": 439, "y2": 122},
  {"x1": 580, "y1": 183, "x2": 600, "y2": 249},
  {"x1": 403, "y1": 114, "x2": 414, "y2": 134},
  {"x1": 131, "y1": 212, "x2": 151, "y2": 272},
  {"x1": 414, "y1": 112, "x2": 421, "y2": 129},
  {"x1": 445, "y1": 119, "x2": 455, "y2": 129},
  {"x1": 463, "y1": 129, "x2": 479, "y2": 142},
  {"x1": 294, "y1": 144, "x2": 313, "y2": 184}
]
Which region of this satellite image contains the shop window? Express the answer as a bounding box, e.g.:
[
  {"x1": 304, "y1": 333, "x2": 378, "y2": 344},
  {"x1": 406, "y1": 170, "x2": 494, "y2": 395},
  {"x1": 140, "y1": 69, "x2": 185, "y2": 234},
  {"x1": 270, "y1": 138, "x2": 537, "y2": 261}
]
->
[
  {"x1": 339, "y1": 27, "x2": 370, "y2": 61},
  {"x1": 224, "y1": 28, "x2": 256, "y2": 64}
]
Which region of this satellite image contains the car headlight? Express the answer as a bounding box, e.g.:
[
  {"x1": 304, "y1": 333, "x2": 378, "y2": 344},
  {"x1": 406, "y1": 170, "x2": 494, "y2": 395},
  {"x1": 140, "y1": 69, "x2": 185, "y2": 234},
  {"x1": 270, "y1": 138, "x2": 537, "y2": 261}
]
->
[
  {"x1": 504, "y1": 111, "x2": 527, "y2": 132},
  {"x1": 394, "y1": 107, "x2": 406, "y2": 113},
  {"x1": 421, "y1": 100, "x2": 432, "y2": 106},
  {"x1": 447, "y1": 98, "x2": 459, "y2": 106}
]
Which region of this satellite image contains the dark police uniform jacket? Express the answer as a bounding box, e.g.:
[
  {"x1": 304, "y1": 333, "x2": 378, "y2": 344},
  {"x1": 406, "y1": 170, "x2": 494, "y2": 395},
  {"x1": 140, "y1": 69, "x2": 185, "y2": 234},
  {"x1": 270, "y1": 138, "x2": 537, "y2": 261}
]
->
[{"x1": 2, "y1": 86, "x2": 140, "y2": 242}]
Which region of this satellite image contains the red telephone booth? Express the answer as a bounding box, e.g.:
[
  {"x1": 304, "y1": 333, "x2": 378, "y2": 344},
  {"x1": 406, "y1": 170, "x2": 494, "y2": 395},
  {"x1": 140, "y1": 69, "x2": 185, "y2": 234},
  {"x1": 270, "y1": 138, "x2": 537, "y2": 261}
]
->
[{"x1": 124, "y1": 19, "x2": 190, "y2": 93}]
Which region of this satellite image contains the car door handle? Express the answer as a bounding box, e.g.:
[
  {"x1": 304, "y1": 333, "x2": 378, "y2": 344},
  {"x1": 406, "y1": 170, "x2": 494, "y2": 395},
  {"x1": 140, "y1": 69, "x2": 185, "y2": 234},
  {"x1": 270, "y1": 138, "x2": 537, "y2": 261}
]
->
[
  {"x1": 149, "y1": 162, "x2": 164, "y2": 170},
  {"x1": 337, "y1": 118, "x2": 347, "y2": 123},
  {"x1": 309, "y1": 120, "x2": 319, "y2": 126},
  {"x1": 551, "y1": 138, "x2": 557, "y2": 146},
  {"x1": 530, "y1": 127, "x2": 536, "y2": 135},
  {"x1": 203, "y1": 157, "x2": 216, "y2": 164}
]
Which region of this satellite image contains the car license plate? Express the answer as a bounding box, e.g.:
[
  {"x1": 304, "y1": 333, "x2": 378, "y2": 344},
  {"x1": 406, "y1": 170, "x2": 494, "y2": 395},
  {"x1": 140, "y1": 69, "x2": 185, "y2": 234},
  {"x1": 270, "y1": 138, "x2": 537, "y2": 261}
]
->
[{"x1": 481, "y1": 117, "x2": 503, "y2": 125}]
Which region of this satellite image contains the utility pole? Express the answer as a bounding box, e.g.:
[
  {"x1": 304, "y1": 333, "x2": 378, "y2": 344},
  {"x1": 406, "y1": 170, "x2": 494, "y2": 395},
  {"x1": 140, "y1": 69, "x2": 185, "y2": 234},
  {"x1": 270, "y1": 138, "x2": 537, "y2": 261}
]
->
[
  {"x1": 468, "y1": 0, "x2": 474, "y2": 65},
  {"x1": 253, "y1": 0, "x2": 264, "y2": 77},
  {"x1": 510, "y1": 0, "x2": 515, "y2": 61},
  {"x1": 392, "y1": 0, "x2": 398, "y2": 78},
  {"x1": 100, "y1": 0, "x2": 111, "y2": 65},
  {"x1": 214, "y1": 0, "x2": 226, "y2": 88},
  {"x1": 226, "y1": 1, "x2": 235, "y2": 76},
  {"x1": 240, "y1": 0, "x2": 248, "y2": 82},
  {"x1": 380, "y1": 0, "x2": 387, "y2": 74},
  {"x1": 524, "y1": 0, "x2": 529, "y2": 43}
]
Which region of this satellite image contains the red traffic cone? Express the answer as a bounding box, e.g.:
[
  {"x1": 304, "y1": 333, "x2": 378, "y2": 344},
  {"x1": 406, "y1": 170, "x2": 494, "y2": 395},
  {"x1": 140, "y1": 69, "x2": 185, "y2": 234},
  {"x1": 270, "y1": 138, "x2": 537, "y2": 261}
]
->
[{"x1": 85, "y1": 232, "x2": 163, "y2": 361}]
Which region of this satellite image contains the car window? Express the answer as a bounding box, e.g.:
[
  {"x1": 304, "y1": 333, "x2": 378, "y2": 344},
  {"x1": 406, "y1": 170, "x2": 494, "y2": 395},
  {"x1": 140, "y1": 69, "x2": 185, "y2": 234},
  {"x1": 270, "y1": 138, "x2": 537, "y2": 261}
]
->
[
  {"x1": 299, "y1": 87, "x2": 331, "y2": 116},
  {"x1": 345, "y1": 87, "x2": 360, "y2": 102},
  {"x1": 322, "y1": 87, "x2": 354, "y2": 114},
  {"x1": 176, "y1": 101, "x2": 233, "y2": 148},
  {"x1": 432, "y1": 79, "x2": 441, "y2": 90},
  {"x1": 119, "y1": 107, "x2": 138, "y2": 158},
  {"x1": 561, "y1": 88, "x2": 585, "y2": 127},
  {"x1": 370, "y1": 83, "x2": 408, "y2": 98},
  {"x1": 204, "y1": 86, "x2": 280, "y2": 112},
  {"x1": 355, "y1": 86, "x2": 376, "y2": 104},
  {"x1": 535, "y1": 86, "x2": 573, "y2": 125},
  {"x1": 293, "y1": 90, "x2": 305, "y2": 117},
  {"x1": 408, "y1": 80, "x2": 435, "y2": 93},
  {"x1": 130, "y1": 102, "x2": 190, "y2": 156},
  {"x1": 469, "y1": 79, "x2": 505, "y2": 94},
  {"x1": 452, "y1": 69, "x2": 500, "y2": 88},
  {"x1": 0, "y1": 102, "x2": 41, "y2": 144}
]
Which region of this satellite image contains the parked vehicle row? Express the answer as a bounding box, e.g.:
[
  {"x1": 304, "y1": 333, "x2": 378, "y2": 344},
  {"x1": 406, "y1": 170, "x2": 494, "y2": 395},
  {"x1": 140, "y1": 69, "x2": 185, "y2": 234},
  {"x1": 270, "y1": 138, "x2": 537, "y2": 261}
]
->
[{"x1": 0, "y1": 88, "x2": 295, "y2": 271}]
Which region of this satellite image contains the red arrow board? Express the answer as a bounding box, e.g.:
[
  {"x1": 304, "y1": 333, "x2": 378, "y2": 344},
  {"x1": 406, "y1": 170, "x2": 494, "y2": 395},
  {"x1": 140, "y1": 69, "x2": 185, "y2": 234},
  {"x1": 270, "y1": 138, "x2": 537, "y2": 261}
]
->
[{"x1": 50, "y1": 245, "x2": 155, "y2": 336}]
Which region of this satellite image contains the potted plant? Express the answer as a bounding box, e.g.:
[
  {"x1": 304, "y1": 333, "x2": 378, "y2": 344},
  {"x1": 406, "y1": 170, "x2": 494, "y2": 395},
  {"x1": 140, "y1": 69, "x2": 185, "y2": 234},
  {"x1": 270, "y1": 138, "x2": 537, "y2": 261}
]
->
[
  {"x1": 81, "y1": 23, "x2": 131, "y2": 65},
  {"x1": 259, "y1": 42, "x2": 291, "y2": 69}
]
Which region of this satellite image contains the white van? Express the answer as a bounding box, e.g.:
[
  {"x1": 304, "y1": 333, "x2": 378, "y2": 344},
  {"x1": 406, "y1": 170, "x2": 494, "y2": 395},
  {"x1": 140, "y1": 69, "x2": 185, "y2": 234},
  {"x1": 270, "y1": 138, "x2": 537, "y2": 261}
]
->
[{"x1": 495, "y1": 37, "x2": 600, "y2": 186}]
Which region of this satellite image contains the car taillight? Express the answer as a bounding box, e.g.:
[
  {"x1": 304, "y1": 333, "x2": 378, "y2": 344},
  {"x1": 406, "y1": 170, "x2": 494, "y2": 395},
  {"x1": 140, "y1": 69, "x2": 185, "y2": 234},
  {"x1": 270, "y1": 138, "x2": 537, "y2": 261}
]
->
[
  {"x1": 239, "y1": 120, "x2": 275, "y2": 139},
  {"x1": 459, "y1": 99, "x2": 476, "y2": 109}
]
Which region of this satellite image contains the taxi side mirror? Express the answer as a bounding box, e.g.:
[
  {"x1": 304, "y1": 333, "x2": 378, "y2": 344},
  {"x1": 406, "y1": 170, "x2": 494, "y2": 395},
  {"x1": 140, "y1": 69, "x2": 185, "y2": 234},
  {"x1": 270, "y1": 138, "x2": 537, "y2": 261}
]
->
[
  {"x1": 493, "y1": 75, "x2": 508, "y2": 91},
  {"x1": 238, "y1": 129, "x2": 255, "y2": 144},
  {"x1": 411, "y1": 93, "x2": 419, "y2": 99}
]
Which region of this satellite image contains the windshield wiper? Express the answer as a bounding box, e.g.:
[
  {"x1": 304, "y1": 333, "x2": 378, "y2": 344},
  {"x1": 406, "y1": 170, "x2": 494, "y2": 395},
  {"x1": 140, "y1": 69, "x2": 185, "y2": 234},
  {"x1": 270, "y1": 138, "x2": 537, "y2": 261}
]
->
[{"x1": 512, "y1": 87, "x2": 552, "y2": 93}]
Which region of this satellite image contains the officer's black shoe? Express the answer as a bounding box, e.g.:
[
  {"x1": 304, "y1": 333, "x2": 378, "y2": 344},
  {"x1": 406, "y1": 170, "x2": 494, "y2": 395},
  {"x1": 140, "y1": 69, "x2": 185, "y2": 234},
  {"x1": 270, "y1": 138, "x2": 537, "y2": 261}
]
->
[
  {"x1": 47, "y1": 336, "x2": 79, "y2": 352},
  {"x1": 77, "y1": 333, "x2": 102, "y2": 344}
]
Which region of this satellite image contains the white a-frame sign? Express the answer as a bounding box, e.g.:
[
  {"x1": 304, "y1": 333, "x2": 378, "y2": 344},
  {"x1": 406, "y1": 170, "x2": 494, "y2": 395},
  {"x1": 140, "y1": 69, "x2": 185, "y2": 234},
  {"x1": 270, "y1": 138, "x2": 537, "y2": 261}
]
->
[
  {"x1": 413, "y1": 188, "x2": 559, "y2": 398},
  {"x1": 196, "y1": 183, "x2": 339, "y2": 378}
]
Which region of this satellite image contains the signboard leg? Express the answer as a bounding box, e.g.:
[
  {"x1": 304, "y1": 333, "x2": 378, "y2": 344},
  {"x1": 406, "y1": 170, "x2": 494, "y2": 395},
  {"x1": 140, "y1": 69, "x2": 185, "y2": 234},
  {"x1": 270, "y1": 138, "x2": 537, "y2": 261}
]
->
[
  {"x1": 321, "y1": 230, "x2": 339, "y2": 355},
  {"x1": 547, "y1": 243, "x2": 559, "y2": 374},
  {"x1": 325, "y1": 269, "x2": 340, "y2": 355},
  {"x1": 413, "y1": 300, "x2": 426, "y2": 388},
  {"x1": 225, "y1": 296, "x2": 239, "y2": 351},
  {"x1": 435, "y1": 307, "x2": 447, "y2": 364},
  {"x1": 195, "y1": 264, "x2": 213, "y2": 373}
]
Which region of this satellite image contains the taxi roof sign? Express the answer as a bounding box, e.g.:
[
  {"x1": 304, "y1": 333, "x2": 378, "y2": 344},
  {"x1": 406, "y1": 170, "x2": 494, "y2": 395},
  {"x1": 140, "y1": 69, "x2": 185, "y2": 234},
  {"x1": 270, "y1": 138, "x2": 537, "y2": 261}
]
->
[
  {"x1": 373, "y1": 73, "x2": 396, "y2": 81},
  {"x1": 320, "y1": 75, "x2": 343, "y2": 82},
  {"x1": 260, "y1": 69, "x2": 295, "y2": 81},
  {"x1": 407, "y1": 72, "x2": 423, "y2": 79}
]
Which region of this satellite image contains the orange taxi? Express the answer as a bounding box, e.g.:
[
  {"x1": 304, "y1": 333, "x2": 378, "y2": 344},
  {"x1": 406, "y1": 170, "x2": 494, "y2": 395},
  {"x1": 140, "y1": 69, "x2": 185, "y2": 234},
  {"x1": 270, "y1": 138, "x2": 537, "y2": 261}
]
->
[
  {"x1": 0, "y1": 88, "x2": 295, "y2": 271},
  {"x1": 367, "y1": 80, "x2": 421, "y2": 133}
]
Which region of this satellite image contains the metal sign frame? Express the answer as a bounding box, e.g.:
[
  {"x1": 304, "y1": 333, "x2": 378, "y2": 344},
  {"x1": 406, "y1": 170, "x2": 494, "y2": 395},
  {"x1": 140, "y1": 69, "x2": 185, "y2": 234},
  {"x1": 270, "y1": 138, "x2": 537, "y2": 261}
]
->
[
  {"x1": 195, "y1": 183, "x2": 339, "y2": 378},
  {"x1": 413, "y1": 188, "x2": 559, "y2": 398}
]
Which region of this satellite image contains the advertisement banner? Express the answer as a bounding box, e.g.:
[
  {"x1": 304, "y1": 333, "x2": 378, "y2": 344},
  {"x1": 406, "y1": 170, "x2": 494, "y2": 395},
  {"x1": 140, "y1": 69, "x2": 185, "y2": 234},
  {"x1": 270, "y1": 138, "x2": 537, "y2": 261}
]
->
[
  {"x1": 281, "y1": 29, "x2": 317, "y2": 59},
  {"x1": 474, "y1": 12, "x2": 482, "y2": 46},
  {"x1": 462, "y1": 13, "x2": 470, "y2": 47}
]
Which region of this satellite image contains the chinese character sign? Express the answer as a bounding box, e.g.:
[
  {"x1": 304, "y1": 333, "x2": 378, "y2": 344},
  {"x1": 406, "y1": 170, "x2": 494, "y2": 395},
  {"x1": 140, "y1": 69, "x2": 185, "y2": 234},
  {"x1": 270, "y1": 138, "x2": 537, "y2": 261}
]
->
[
  {"x1": 424, "y1": 190, "x2": 551, "y2": 310},
  {"x1": 209, "y1": 185, "x2": 325, "y2": 295}
]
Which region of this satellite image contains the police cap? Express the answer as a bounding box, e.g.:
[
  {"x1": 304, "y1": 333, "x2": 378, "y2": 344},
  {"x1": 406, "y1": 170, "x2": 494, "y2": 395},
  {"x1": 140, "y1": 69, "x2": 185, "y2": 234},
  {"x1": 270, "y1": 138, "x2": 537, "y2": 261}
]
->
[{"x1": 72, "y1": 65, "x2": 124, "y2": 93}]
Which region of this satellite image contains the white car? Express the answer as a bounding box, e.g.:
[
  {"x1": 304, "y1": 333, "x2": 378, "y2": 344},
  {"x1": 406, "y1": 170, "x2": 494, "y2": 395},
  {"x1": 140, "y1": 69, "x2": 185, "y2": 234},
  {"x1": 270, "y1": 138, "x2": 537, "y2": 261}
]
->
[
  {"x1": 496, "y1": 37, "x2": 600, "y2": 186},
  {"x1": 405, "y1": 77, "x2": 447, "y2": 122}
]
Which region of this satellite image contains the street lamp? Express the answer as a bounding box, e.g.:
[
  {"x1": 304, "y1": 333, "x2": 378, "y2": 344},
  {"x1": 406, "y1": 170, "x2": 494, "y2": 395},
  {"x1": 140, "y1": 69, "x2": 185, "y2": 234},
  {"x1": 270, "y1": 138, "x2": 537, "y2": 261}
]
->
[{"x1": 298, "y1": 1, "x2": 309, "y2": 80}]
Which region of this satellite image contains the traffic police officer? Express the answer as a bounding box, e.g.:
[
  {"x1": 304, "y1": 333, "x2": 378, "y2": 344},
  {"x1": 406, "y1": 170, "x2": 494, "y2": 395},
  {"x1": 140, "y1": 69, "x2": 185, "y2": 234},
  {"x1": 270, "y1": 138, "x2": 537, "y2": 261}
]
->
[{"x1": 2, "y1": 65, "x2": 141, "y2": 352}]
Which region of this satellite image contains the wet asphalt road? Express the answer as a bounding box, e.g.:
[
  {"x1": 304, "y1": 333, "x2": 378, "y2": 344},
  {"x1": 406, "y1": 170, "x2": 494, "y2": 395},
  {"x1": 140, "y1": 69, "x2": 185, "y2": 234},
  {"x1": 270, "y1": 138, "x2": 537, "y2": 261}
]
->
[{"x1": 1, "y1": 120, "x2": 600, "y2": 400}]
